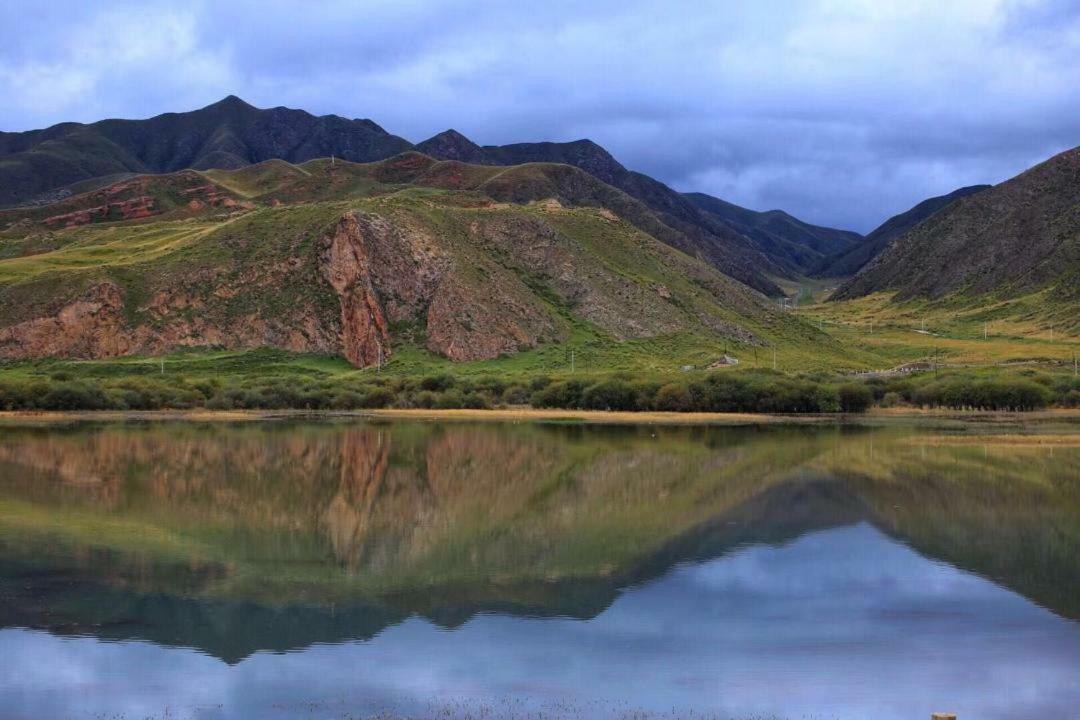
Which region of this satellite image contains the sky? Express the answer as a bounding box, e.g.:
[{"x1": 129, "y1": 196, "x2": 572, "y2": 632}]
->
[{"x1": 2, "y1": 0, "x2": 1079, "y2": 232}]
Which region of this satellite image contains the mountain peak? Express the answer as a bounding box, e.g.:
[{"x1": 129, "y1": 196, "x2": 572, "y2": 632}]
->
[
  {"x1": 432, "y1": 129, "x2": 471, "y2": 142},
  {"x1": 415, "y1": 129, "x2": 493, "y2": 164},
  {"x1": 206, "y1": 95, "x2": 256, "y2": 111}
]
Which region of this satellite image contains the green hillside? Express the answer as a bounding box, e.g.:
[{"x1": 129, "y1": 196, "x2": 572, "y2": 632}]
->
[{"x1": 0, "y1": 154, "x2": 858, "y2": 377}]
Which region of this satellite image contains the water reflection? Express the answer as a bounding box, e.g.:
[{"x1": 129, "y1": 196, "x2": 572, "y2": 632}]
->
[{"x1": 0, "y1": 420, "x2": 1078, "y2": 718}]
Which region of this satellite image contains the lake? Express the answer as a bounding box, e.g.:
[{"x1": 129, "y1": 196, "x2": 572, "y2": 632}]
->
[{"x1": 0, "y1": 418, "x2": 1078, "y2": 719}]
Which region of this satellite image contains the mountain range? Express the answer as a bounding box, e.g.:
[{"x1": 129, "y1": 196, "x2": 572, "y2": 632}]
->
[
  {"x1": 0, "y1": 96, "x2": 1075, "y2": 366},
  {"x1": 1, "y1": 96, "x2": 868, "y2": 296}
]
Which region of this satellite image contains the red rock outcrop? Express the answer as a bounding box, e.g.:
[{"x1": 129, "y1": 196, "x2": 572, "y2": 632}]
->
[
  {"x1": 321, "y1": 215, "x2": 392, "y2": 367},
  {"x1": 43, "y1": 196, "x2": 156, "y2": 227},
  {"x1": 0, "y1": 210, "x2": 565, "y2": 367},
  {"x1": 0, "y1": 282, "x2": 130, "y2": 358},
  {"x1": 325, "y1": 211, "x2": 559, "y2": 363}
]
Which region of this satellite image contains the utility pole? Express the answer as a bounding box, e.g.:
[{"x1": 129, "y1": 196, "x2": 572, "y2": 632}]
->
[
  {"x1": 331, "y1": 154, "x2": 335, "y2": 167},
  {"x1": 984, "y1": 322, "x2": 987, "y2": 340},
  {"x1": 160, "y1": 358, "x2": 164, "y2": 375}
]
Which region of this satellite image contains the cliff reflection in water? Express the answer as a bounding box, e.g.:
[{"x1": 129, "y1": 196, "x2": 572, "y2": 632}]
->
[{"x1": 0, "y1": 420, "x2": 1076, "y2": 662}]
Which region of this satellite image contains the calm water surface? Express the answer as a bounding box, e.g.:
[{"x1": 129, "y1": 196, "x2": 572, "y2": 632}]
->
[{"x1": 0, "y1": 420, "x2": 1078, "y2": 719}]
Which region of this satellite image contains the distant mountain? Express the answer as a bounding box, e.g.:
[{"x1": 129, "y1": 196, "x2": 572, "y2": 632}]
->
[
  {"x1": 813, "y1": 185, "x2": 989, "y2": 278},
  {"x1": 833, "y1": 146, "x2": 1080, "y2": 304},
  {"x1": 417, "y1": 131, "x2": 861, "y2": 284},
  {"x1": 684, "y1": 192, "x2": 862, "y2": 276},
  {"x1": 414, "y1": 129, "x2": 493, "y2": 165},
  {"x1": 0, "y1": 96, "x2": 412, "y2": 207},
  {"x1": 417, "y1": 131, "x2": 866, "y2": 293}
]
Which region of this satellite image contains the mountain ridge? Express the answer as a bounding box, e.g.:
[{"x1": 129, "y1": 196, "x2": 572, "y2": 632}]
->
[
  {"x1": 813, "y1": 184, "x2": 990, "y2": 278},
  {"x1": 832, "y1": 146, "x2": 1080, "y2": 307},
  {"x1": 684, "y1": 192, "x2": 862, "y2": 276},
  {"x1": 0, "y1": 96, "x2": 413, "y2": 207}
]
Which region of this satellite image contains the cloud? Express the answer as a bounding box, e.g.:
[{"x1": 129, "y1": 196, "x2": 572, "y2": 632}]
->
[{"x1": 1, "y1": 0, "x2": 1078, "y2": 231}]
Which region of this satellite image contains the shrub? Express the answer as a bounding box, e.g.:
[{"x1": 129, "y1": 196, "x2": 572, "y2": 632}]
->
[
  {"x1": 419, "y1": 374, "x2": 455, "y2": 392},
  {"x1": 434, "y1": 389, "x2": 464, "y2": 409},
  {"x1": 530, "y1": 380, "x2": 587, "y2": 409},
  {"x1": 358, "y1": 388, "x2": 395, "y2": 408},
  {"x1": 814, "y1": 384, "x2": 841, "y2": 413},
  {"x1": 654, "y1": 383, "x2": 691, "y2": 412},
  {"x1": 460, "y1": 391, "x2": 490, "y2": 409},
  {"x1": 703, "y1": 375, "x2": 754, "y2": 412},
  {"x1": 838, "y1": 383, "x2": 873, "y2": 413},
  {"x1": 628, "y1": 381, "x2": 662, "y2": 411},
  {"x1": 880, "y1": 391, "x2": 903, "y2": 408},
  {"x1": 39, "y1": 382, "x2": 109, "y2": 410},
  {"x1": 913, "y1": 378, "x2": 1052, "y2": 411},
  {"x1": 581, "y1": 380, "x2": 637, "y2": 411},
  {"x1": 411, "y1": 390, "x2": 438, "y2": 408},
  {"x1": 502, "y1": 384, "x2": 530, "y2": 405},
  {"x1": 0, "y1": 379, "x2": 46, "y2": 410},
  {"x1": 331, "y1": 391, "x2": 365, "y2": 410}
]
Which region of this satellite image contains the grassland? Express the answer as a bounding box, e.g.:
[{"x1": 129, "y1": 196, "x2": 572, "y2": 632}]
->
[{"x1": 800, "y1": 290, "x2": 1079, "y2": 367}]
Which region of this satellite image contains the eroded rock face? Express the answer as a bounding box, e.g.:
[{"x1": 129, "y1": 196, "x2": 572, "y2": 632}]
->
[
  {"x1": 43, "y1": 196, "x2": 156, "y2": 228},
  {"x1": 321, "y1": 215, "x2": 391, "y2": 367},
  {"x1": 0, "y1": 282, "x2": 129, "y2": 358},
  {"x1": 0, "y1": 210, "x2": 566, "y2": 366},
  {"x1": 323, "y1": 211, "x2": 560, "y2": 364}
]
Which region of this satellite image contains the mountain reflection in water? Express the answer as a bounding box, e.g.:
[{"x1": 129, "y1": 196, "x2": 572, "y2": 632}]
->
[{"x1": 0, "y1": 420, "x2": 1077, "y2": 719}]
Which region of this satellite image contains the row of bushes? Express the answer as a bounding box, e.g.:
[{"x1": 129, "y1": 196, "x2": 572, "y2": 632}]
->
[
  {"x1": 0, "y1": 372, "x2": 871, "y2": 413},
  {"x1": 0, "y1": 369, "x2": 1075, "y2": 413},
  {"x1": 529, "y1": 374, "x2": 874, "y2": 413},
  {"x1": 866, "y1": 371, "x2": 1078, "y2": 412}
]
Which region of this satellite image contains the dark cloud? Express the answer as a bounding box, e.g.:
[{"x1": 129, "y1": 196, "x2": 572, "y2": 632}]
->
[{"x1": 2, "y1": 0, "x2": 1078, "y2": 231}]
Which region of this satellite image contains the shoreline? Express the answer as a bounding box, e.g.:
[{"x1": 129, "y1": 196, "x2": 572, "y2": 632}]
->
[{"x1": 1, "y1": 407, "x2": 1078, "y2": 427}]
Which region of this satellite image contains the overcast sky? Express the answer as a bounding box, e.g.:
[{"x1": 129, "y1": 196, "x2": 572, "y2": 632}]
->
[{"x1": 2, "y1": 0, "x2": 1078, "y2": 231}]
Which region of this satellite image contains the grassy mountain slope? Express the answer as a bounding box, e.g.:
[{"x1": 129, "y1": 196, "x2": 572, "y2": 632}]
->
[
  {"x1": 685, "y1": 191, "x2": 862, "y2": 276},
  {"x1": 833, "y1": 147, "x2": 1080, "y2": 320},
  {"x1": 414, "y1": 131, "x2": 791, "y2": 294},
  {"x1": 813, "y1": 185, "x2": 989, "y2": 278},
  {"x1": 0, "y1": 154, "x2": 852, "y2": 370}
]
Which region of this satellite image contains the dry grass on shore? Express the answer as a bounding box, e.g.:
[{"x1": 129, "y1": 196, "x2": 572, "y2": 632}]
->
[{"x1": 0, "y1": 406, "x2": 1078, "y2": 427}]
